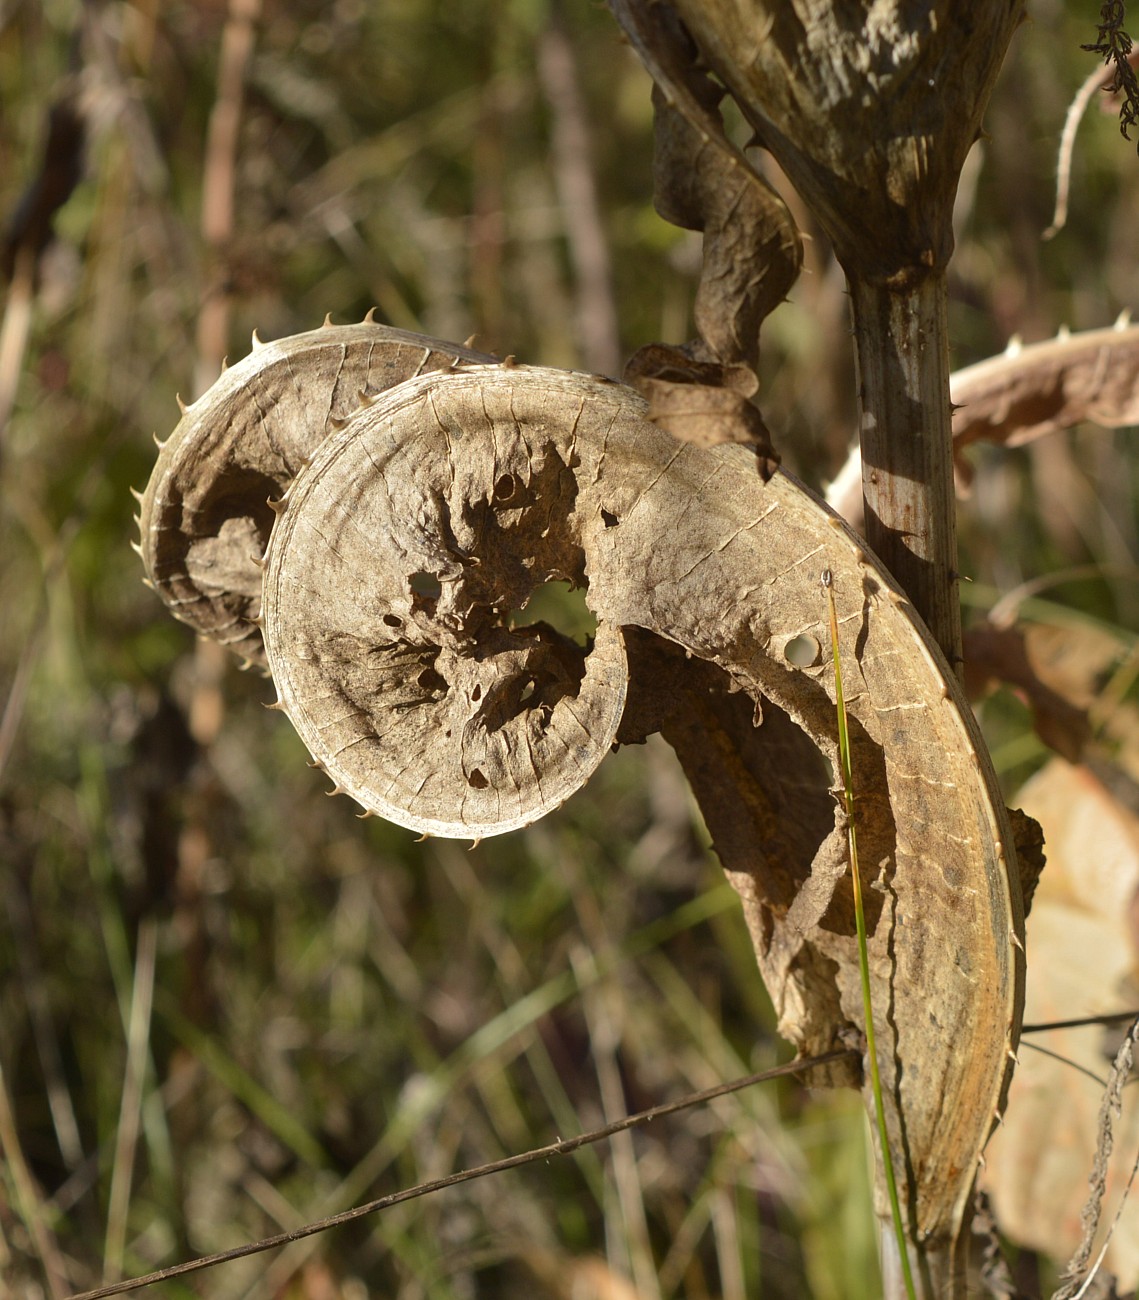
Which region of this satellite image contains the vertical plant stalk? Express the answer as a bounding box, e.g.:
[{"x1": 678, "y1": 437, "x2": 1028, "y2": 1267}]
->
[
  {"x1": 851, "y1": 274, "x2": 963, "y2": 672},
  {"x1": 190, "y1": 0, "x2": 261, "y2": 746}
]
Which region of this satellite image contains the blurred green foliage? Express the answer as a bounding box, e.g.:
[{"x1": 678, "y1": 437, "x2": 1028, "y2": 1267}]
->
[{"x1": 0, "y1": 0, "x2": 1136, "y2": 1296}]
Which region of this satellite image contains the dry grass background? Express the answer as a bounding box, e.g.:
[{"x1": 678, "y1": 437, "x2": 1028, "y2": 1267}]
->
[{"x1": 0, "y1": 1, "x2": 1137, "y2": 1296}]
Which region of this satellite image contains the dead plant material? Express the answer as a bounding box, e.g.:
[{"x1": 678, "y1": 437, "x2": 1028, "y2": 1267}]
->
[
  {"x1": 137, "y1": 320, "x2": 494, "y2": 667},
  {"x1": 1054, "y1": 1017, "x2": 1139, "y2": 1299},
  {"x1": 1083, "y1": 1, "x2": 1139, "y2": 149},
  {"x1": 623, "y1": 342, "x2": 777, "y2": 473},
  {"x1": 826, "y1": 318, "x2": 1139, "y2": 525},
  {"x1": 140, "y1": 325, "x2": 1027, "y2": 1267},
  {"x1": 964, "y1": 623, "x2": 1095, "y2": 764},
  {"x1": 609, "y1": 0, "x2": 801, "y2": 359},
  {"x1": 952, "y1": 320, "x2": 1139, "y2": 460}
]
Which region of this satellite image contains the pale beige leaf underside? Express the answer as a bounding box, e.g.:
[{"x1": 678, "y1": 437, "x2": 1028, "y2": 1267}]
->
[{"x1": 139, "y1": 326, "x2": 1024, "y2": 1253}]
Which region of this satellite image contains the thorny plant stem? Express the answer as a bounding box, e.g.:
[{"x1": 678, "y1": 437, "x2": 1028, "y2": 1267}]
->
[
  {"x1": 850, "y1": 274, "x2": 963, "y2": 676},
  {"x1": 823, "y1": 570, "x2": 917, "y2": 1300}
]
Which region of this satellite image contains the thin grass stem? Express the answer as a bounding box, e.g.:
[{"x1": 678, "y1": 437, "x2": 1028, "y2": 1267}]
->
[{"x1": 822, "y1": 569, "x2": 917, "y2": 1300}]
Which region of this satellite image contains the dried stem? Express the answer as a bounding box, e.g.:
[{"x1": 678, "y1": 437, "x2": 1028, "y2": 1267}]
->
[
  {"x1": 851, "y1": 274, "x2": 963, "y2": 674},
  {"x1": 189, "y1": 0, "x2": 261, "y2": 743}
]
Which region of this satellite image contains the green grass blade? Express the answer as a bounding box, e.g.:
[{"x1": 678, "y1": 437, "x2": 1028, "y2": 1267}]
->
[{"x1": 822, "y1": 569, "x2": 917, "y2": 1300}]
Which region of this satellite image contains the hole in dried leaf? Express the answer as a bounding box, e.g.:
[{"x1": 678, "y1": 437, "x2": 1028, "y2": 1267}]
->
[
  {"x1": 784, "y1": 634, "x2": 821, "y2": 668},
  {"x1": 509, "y1": 580, "x2": 597, "y2": 647},
  {"x1": 494, "y1": 473, "x2": 518, "y2": 502},
  {"x1": 409, "y1": 571, "x2": 442, "y2": 600},
  {"x1": 383, "y1": 613, "x2": 402, "y2": 628},
  {"x1": 417, "y1": 667, "x2": 447, "y2": 694},
  {"x1": 467, "y1": 768, "x2": 488, "y2": 789},
  {"x1": 601, "y1": 508, "x2": 619, "y2": 528},
  {"x1": 472, "y1": 683, "x2": 482, "y2": 702}
]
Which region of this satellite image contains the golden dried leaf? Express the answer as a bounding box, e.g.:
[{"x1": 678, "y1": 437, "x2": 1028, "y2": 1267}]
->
[
  {"x1": 141, "y1": 332, "x2": 1027, "y2": 1272},
  {"x1": 137, "y1": 322, "x2": 494, "y2": 665},
  {"x1": 984, "y1": 758, "x2": 1139, "y2": 1292},
  {"x1": 624, "y1": 342, "x2": 776, "y2": 471}
]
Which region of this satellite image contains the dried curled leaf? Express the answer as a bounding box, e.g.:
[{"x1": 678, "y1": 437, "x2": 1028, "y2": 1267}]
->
[
  {"x1": 610, "y1": 0, "x2": 802, "y2": 360},
  {"x1": 141, "y1": 334, "x2": 1026, "y2": 1266},
  {"x1": 260, "y1": 372, "x2": 629, "y2": 838},
  {"x1": 137, "y1": 320, "x2": 494, "y2": 666},
  {"x1": 624, "y1": 342, "x2": 777, "y2": 473},
  {"x1": 964, "y1": 622, "x2": 1096, "y2": 764}
]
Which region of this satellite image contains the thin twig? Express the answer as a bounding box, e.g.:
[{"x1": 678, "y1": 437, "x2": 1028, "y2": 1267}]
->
[
  {"x1": 63, "y1": 1048, "x2": 857, "y2": 1300},
  {"x1": 1021, "y1": 1041, "x2": 1109, "y2": 1091},
  {"x1": 1044, "y1": 61, "x2": 1116, "y2": 239},
  {"x1": 1053, "y1": 1015, "x2": 1139, "y2": 1299},
  {"x1": 1023, "y1": 1010, "x2": 1139, "y2": 1034}
]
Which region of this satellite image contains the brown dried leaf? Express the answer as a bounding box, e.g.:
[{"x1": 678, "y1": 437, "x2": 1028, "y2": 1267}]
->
[
  {"x1": 623, "y1": 342, "x2": 758, "y2": 395},
  {"x1": 609, "y1": 0, "x2": 801, "y2": 364},
  {"x1": 953, "y1": 320, "x2": 1139, "y2": 455},
  {"x1": 965, "y1": 616, "x2": 1139, "y2": 803},
  {"x1": 137, "y1": 321, "x2": 494, "y2": 666},
  {"x1": 142, "y1": 336, "x2": 1026, "y2": 1272},
  {"x1": 965, "y1": 622, "x2": 1096, "y2": 764},
  {"x1": 984, "y1": 759, "x2": 1139, "y2": 1293},
  {"x1": 624, "y1": 342, "x2": 776, "y2": 472},
  {"x1": 632, "y1": 375, "x2": 777, "y2": 466},
  {"x1": 653, "y1": 84, "x2": 793, "y2": 369}
]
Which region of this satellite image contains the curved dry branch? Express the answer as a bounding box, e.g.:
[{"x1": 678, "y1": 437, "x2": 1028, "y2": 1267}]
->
[
  {"x1": 140, "y1": 327, "x2": 1027, "y2": 1277},
  {"x1": 827, "y1": 317, "x2": 1139, "y2": 526},
  {"x1": 136, "y1": 318, "x2": 494, "y2": 666},
  {"x1": 951, "y1": 316, "x2": 1139, "y2": 453}
]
